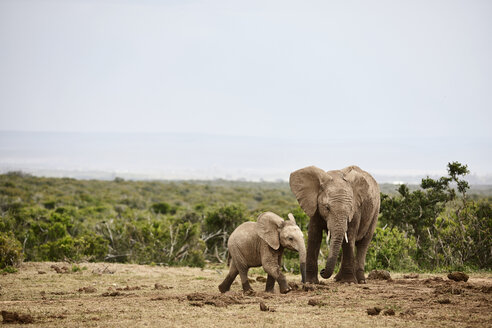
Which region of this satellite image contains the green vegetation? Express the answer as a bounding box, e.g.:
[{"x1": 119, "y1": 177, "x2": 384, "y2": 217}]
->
[
  {"x1": 379, "y1": 162, "x2": 491, "y2": 271},
  {"x1": 0, "y1": 231, "x2": 23, "y2": 271},
  {"x1": 0, "y1": 162, "x2": 490, "y2": 273}
]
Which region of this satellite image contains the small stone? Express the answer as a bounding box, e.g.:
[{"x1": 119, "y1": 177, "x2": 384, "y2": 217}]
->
[
  {"x1": 256, "y1": 276, "x2": 267, "y2": 282},
  {"x1": 1, "y1": 311, "x2": 34, "y2": 324},
  {"x1": 447, "y1": 272, "x2": 469, "y2": 282},
  {"x1": 78, "y1": 286, "x2": 97, "y2": 293},
  {"x1": 259, "y1": 302, "x2": 269, "y2": 311},
  {"x1": 367, "y1": 307, "x2": 382, "y2": 315},
  {"x1": 383, "y1": 309, "x2": 395, "y2": 316},
  {"x1": 308, "y1": 299, "x2": 320, "y2": 306},
  {"x1": 368, "y1": 270, "x2": 391, "y2": 280}
]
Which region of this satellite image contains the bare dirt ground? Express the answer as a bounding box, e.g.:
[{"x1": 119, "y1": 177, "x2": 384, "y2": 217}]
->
[{"x1": 0, "y1": 262, "x2": 491, "y2": 327}]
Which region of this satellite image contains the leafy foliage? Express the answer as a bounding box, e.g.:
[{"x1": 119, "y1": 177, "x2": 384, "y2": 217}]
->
[
  {"x1": 379, "y1": 162, "x2": 491, "y2": 270},
  {"x1": 366, "y1": 226, "x2": 418, "y2": 271},
  {"x1": 0, "y1": 174, "x2": 299, "y2": 268},
  {"x1": 0, "y1": 161, "x2": 490, "y2": 272},
  {"x1": 0, "y1": 231, "x2": 23, "y2": 269}
]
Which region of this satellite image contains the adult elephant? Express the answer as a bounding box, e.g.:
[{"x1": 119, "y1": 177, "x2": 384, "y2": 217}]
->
[{"x1": 289, "y1": 165, "x2": 380, "y2": 284}]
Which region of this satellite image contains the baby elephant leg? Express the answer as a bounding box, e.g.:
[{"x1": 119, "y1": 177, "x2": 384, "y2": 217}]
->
[
  {"x1": 238, "y1": 267, "x2": 253, "y2": 293},
  {"x1": 265, "y1": 274, "x2": 275, "y2": 293},
  {"x1": 263, "y1": 262, "x2": 290, "y2": 294},
  {"x1": 218, "y1": 260, "x2": 239, "y2": 293}
]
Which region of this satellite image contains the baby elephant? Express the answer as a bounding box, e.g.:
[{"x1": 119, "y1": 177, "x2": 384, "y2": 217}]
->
[{"x1": 218, "y1": 212, "x2": 306, "y2": 294}]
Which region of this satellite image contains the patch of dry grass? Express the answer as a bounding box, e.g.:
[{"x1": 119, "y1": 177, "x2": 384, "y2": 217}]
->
[{"x1": 0, "y1": 262, "x2": 491, "y2": 327}]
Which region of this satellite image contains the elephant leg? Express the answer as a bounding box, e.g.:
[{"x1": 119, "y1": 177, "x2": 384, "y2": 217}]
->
[
  {"x1": 306, "y1": 214, "x2": 324, "y2": 284},
  {"x1": 237, "y1": 267, "x2": 253, "y2": 293},
  {"x1": 218, "y1": 260, "x2": 239, "y2": 293},
  {"x1": 265, "y1": 274, "x2": 275, "y2": 293},
  {"x1": 355, "y1": 215, "x2": 378, "y2": 283},
  {"x1": 334, "y1": 240, "x2": 357, "y2": 283},
  {"x1": 263, "y1": 263, "x2": 290, "y2": 294}
]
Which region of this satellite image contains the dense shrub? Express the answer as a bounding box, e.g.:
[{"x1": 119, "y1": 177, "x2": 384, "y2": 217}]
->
[
  {"x1": 202, "y1": 204, "x2": 248, "y2": 261},
  {"x1": 0, "y1": 163, "x2": 489, "y2": 272},
  {"x1": 379, "y1": 162, "x2": 491, "y2": 271},
  {"x1": 151, "y1": 202, "x2": 173, "y2": 215},
  {"x1": 366, "y1": 226, "x2": 418, "y2": 271},
  {"x1": 433, "y1": 200, "x2": 492, "y2": 269},
  {"x1": 0, "y1": 231, "x2": 23, "y2": 269}
]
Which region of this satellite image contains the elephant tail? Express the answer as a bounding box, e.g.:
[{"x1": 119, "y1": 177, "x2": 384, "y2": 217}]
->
[{"x1": 227, "y1": 252, "x2": 231, "y2": 266}]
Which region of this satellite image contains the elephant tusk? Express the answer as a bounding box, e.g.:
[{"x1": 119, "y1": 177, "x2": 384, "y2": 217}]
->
[
  {"x1": 326, "y1": 231, "x2": 330, "y2": 245},
  {"x1": 288, "y1": 213, "x2": 295, "y2": 222},
  {"x1": 344, "y1": 232, "x2": 348, "y2": 243}
]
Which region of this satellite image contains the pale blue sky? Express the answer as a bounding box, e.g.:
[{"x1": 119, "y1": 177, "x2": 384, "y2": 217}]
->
[{"x1": 0, "y1": 0, "x2": 491, "y2": 180}]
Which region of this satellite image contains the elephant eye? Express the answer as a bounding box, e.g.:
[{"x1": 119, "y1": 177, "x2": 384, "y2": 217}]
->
[
  {"x1": 325, "y1": 204, "x2": 331, "y2": 211},
  {"x1": 288, "y1": 237, "x2": 293, "y2": 241}
]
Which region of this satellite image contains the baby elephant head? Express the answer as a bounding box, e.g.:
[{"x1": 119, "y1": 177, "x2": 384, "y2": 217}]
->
[{"x1": 256, "y1": 212, "x2": 306, "y2": 283}]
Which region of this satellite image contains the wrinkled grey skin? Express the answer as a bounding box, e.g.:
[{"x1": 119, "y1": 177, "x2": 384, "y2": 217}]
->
[
  {"x1": 289, "y1": 165, "x2": 380, "y2": 284},
  {"x1": 218, "y1": 212, "x2": 306, "y2": 294}
]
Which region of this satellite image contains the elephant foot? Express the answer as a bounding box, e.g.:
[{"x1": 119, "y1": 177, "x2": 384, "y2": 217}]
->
[
  {"x1": 334, "y1": 270, "x2": 357, "y2": 284},
  {"x1": 242, "y1": 281, "x2": 254, "y2": 294},
  {"x1": 218, "y1": 283, "x2": 229, "y2": 293},
  {"x1": 305, "y1": 277, "x2": 320, "y2": 284},
  {"x1": 305, "y1": 270, "x2": 320, "y2": 284},
  {"x1": 278, "y1": 279, "x2": 292, "y2": 294},
  {"x1": 218, "y1": 278, "x2": 233, "y2": 293},
  {"x1": 356, "y1": 269, "x2": 366, "y2": 284},
  {"x1": 244, "y1": 289, "x2": 256, "y2": 296}
]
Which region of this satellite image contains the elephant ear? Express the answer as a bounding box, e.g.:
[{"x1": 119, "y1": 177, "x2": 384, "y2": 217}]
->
[
  {"x1": 289, "y1": 166, "x2": 327, "y2": 218},
  {"x1": 256, "y1": 212, "x2": 284, "y2": 250},
  {"x1": 341, "y1": 166, "x2": 369, "y2": 209}
]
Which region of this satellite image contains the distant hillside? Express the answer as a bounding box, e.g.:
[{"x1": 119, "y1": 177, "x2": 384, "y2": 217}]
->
[{"x1": 1, "y1": 131, "x2": 491, "y2": 184}]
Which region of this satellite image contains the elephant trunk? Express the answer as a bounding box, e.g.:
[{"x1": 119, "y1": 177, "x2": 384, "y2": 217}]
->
[
  {"x1": 321, "y1": 232, "x2": 343, "y2": 279},
  {"x1": 297, "y1": 239, "x2": 307, "y2": 283}
]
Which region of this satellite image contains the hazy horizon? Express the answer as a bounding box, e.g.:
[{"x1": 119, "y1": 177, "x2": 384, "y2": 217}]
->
[{"x1": 1, "y1": 131, "x2": 490, "y2": 184}]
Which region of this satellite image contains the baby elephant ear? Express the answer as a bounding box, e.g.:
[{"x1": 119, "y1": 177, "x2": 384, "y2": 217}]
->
[
  {"x1": 256, "y1": 212, "x2": 284, "y2": 250},
  {"x1": 287, "y1": 213, "x2": 296, "y2": 224}
]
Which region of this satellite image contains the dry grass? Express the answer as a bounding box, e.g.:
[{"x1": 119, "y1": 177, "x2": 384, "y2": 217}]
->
[{"x1": 0, "y1": 262, "x2": 491, "y2": 327}]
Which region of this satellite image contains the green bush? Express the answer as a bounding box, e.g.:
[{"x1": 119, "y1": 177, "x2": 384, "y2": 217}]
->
[
  {"x1": 203, "y1": 204, "x2": 248, "y2": 262},
  {"x1": 40, "y1": 235, "x2": 77, "y2": 261},
  {"x1": 151, "y1": 202, "x2": 172, "y2": 215},
  {"x1": 434, "y1": 200, "x2": 492, "y2": 270},
  {"x1": 0, "y1": 231, "x2": 23, "y2": 269},
  {"x1": 366, "y1": 226, "x2": 418, "y2": 271}
]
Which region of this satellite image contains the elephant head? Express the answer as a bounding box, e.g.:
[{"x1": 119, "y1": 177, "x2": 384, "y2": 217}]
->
[
  {"x1": 289, "y1": 165, "x2": 369, "y2": 279},
  {"x1": 256, "y1": 212, "x2": 307, "y2": 283}
]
